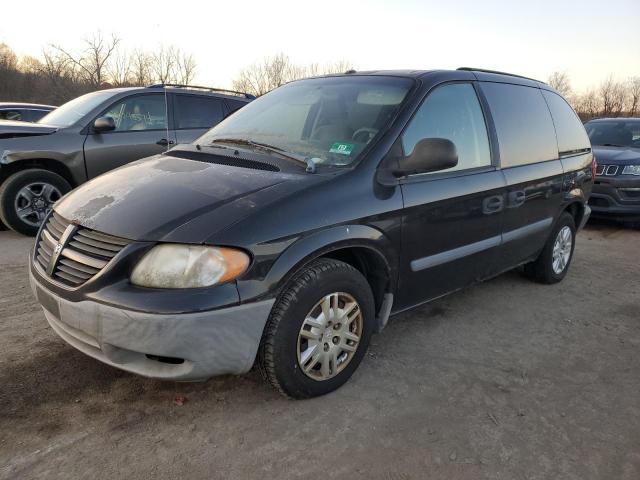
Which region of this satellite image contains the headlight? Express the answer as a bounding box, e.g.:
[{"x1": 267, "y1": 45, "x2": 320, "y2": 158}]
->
[
  {"x1": 130, "y1": 244, "x2": 250, "y2": 288},
  {"x1": 622, "y1": 165, "x2": 640, "y2": 176}
]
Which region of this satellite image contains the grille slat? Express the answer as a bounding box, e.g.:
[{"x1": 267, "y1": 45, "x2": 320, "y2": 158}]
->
[
  {"x1": 72, "y1": 233, "x2": 123, "y2": 252},
  {"x1": 58, "y1": 258, "x2": 100, "y2": 275},
  {"x1": 57, "y1": 264, "x2": 93, "y2": 280},
  {"x1": 77, "y1": 229, "x2": 129, "y2": 246},
  {"x1": 34, "y1": 212, "x2": 130, "y2": 288},
  {"x1": 68, "y1": 240, "x2": 118, "y2": 259},
  {"x1": 54, "y1": 270, "x2": 85, "y2": 285}
]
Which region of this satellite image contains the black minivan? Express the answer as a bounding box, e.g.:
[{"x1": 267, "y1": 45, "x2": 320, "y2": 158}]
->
[{"x1": 29, "y1": 68, "x2": 593, "y2": 398}]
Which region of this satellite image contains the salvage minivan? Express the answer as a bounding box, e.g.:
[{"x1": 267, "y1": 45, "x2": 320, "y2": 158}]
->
[{"x1": 30, "y1": 68, "x2": 594, "y2": 398}]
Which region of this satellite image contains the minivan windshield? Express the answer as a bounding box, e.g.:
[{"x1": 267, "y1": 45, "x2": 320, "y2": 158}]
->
[
  {"x1": 198, "y1": 76, "x2": 414, "y2": 167},
  {"x1": 38, "y1": 90, "x2": 117, "y2": 128},
  {"x1": 585, "y1": 120, "x2": 640, "y2": 148}
]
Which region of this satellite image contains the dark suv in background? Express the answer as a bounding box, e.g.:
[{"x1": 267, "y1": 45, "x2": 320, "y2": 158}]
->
[
  {"x1": 0, "y1": 84, "x2": 253, "y2": 235},
  {"x1": 585, "y1": 118, "x2": 640, "y2": 225}
]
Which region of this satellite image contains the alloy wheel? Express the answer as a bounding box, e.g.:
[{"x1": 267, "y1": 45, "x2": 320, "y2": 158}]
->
[
  {"x1": 14, "y1": 182, "x2": 62, "y2": 227},
  {"x1": 552, "y1": 225, "x2": 572, "y2": 274},
  {"x1": 297, "y1": 292, "x2": 363, "y2": 381}
]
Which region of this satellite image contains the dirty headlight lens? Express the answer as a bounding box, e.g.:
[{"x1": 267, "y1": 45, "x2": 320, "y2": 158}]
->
[
  {"x1": 622, "y1": 165, "x2": 640, "y2": 176},
  {"x1": 130, "y1": 244, "x2": 250, "y2": 288}
]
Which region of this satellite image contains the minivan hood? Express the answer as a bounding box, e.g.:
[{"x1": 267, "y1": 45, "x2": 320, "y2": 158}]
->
[
  {"x1": 592, "y1": 145, "x2": 640, "y2": 165},
  {"x1": 0, "y1": 120, "x2": 58, "y2": 138},
  {"x1": 54, "y1": 153, "x2": 312, "y2": 242}
]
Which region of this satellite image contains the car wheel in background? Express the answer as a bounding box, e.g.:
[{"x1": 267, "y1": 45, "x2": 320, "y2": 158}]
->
[
  {"x1": 523, "y1": 212, "x2": 576, "y2": 284},
  {"x1": 258, "y1": 258, "x2": 375, "y2": 399},
  {"x1": 0, "y1": 169, "x2": 71, "y2": 236}
]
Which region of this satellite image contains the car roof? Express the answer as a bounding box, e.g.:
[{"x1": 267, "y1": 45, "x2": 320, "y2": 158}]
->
[
  {"x1": 303, "y1": 67, "x2": 549, "y2": 89},
  {"x1": 0, "y1": 102, "x2": 57, "y2": 109},
  {"x1": 586, "y1": 117, "x2": 640, "y2": 123}
]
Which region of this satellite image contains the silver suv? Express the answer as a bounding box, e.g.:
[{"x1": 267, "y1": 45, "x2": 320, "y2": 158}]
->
[{"x1": 0, "y1": 84, "x2": 253, "y2": 235}]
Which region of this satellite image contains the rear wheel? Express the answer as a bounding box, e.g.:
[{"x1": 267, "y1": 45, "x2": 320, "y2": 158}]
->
[
  {"x1": 258, "y1": 258, "x2": 375, "y2": 399},
  {"x1": 0, "y1": 169, "x2": 71, "y2": 236},
  {"x1": 523, "y1": 212, "x2": 576, "y2": 284}
]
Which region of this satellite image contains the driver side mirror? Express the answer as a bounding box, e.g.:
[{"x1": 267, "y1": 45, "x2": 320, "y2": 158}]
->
[
  {"x1": 393, "y1": 138, "x2": 458, "y2": 177},
  {"x1": 93, "y1": 116, "x2": 116, "y2": 133}
]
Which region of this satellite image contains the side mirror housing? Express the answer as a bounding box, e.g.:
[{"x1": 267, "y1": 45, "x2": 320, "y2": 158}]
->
[
  {"x1": 393, "y1": 138, "x2": 458, "y2": 177},
  {"x1": 93, "y1": 116, "x2": 116, "y2": 133}
]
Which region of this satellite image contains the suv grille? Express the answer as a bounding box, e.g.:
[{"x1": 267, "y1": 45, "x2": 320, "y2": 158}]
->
[
  {"x1": 596, "y1": 164, "x2": 619, "y2": 176},
  {"x1": 35, "y1": 212, "x2": 130, "y2": 287}
]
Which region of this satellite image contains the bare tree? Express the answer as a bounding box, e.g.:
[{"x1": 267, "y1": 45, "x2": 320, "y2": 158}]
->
[
  {"x1": 0, "y1": 43, "x2": 18, "y2": 70},
  {"x1": 232, "y1": 54, "x2": 354, "y2": 96},
  {"x1": 129, "y1": 49, "x2": 153, "y2": 86},
  {"x1": 107, "y1": 49, "x2": 132, "y2": 86},
  {"x1": 176, "y1": 51, "x2": 197, "y2": 84},
  {"x1": 598, "y1": 76, "x2": 628, "y2": 117},
  {"x1": 548, "y1": 71, "x2": 572, "y2": 97},
  {"x1": 628, "y1": 77, "x2": 640, "y2": 116},
  {"x1": 52, "y1": 32, "x2": 120, "y2": 87},
  {"x1": 573, "y1": 89, "x2": 600, "y2": 120}
]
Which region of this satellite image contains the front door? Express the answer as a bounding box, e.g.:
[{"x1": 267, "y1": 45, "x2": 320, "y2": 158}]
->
[
  {"x1": 395, "y1": 82, "x2": 505, "y2": 310},
  {"x1": 83, "y1": 93, "x2": 173, "y2": 179}
]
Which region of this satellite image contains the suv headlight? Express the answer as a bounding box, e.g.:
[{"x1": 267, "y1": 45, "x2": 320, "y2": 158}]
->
[
  {"x1": 130, "y1": 244, "x2": 250, "y2": 288},
  {"x1": 622, "y1": 165, "x2": 640, "y2": 176}
]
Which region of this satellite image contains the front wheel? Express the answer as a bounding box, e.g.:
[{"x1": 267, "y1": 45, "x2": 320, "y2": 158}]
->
[
  {"x1": 523, "y1": 212, "x2": 576, "y2": 284},
  {"x1": 0, "y1": 169, "x2": 71, "y2": 236},
  {"x1": 258, "y1": 258, "x2": 375, "y2": 399}
]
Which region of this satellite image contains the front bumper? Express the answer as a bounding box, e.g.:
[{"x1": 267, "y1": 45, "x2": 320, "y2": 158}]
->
[
  {"x1": 30, "y1": 269, "x2": 275, "y2": 381},
  {"x1": 590, "y1": 176, "x2": 640, "y2": 221}
]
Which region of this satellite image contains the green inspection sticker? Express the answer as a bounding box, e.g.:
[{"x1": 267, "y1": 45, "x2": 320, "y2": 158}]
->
[{"x1": 329, "y1": 142, "x2": 354, "y2": 155}]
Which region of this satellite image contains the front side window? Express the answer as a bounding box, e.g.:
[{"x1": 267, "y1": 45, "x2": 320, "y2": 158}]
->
[
  {"x1": 198, "y1": 76, "x2": 414, "y2": 167},
  {"x1": 401, "y1": 83, "x2": 491, "y2": 173},
  {"x1": 0, "y1": 109, "x2": 22, "y2": 121},
  {"x1": 99, "y1": 94, "x2": 167, "y2": 132},
  {"x1": 174, "y1": 95, "x2": 223, "y2": 129},
  {"x1": 585, "y1": 120, "x2": 640, "y2": 148}
]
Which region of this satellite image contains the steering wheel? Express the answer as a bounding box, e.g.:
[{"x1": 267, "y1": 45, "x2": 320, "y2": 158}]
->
[{"x1": 352, "y1": 127, "x2": 378, "y2": 143}]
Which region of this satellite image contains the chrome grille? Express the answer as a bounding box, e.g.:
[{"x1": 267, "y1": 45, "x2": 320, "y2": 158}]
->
[
  {"x1": 35, "y1": 212, "x2": 130, "y2": 287},
  {"x1": 596, "y1": 164, "x2": 619, "y2": 176}
]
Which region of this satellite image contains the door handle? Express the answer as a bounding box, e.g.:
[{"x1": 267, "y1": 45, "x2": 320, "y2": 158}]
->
[
  {"x1": 507, "y1": 190, "x2": 526, "y2": 208},
  {"x1": 156, "y1": 138, "x2": 175, "y2": 147},
  {"x1": 482, "y1": 195, "x2": 504, "y2": 215}
]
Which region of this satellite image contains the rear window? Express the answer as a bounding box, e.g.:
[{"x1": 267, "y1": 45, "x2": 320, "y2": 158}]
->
[
  {"x1": 174, "y1": 95, "x2": 224, "y2": 129},
  {"x1": 481, "y1": 83, "x2": 557, "y2": 167},
  {"x1": 542, "y1": 91, "x2": 590, "y2": 154}
]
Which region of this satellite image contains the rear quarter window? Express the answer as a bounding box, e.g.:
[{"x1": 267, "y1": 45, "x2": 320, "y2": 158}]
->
[
  {"x1": 542, "y1": 90, "x2": 590, "y2": 154},
  {"x1": 481, "y1": 83, "x2": 558, "y2": 167}
]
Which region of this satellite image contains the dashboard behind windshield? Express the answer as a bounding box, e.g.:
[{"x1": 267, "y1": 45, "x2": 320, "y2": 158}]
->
[{"x1": 198, "y1": 76, "x2": 414, "y2": 167}]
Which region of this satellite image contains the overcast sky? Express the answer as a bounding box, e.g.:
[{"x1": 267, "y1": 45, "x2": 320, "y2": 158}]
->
[{"x1": 2, "y1": 0, "x2": 639, "y2": 92}]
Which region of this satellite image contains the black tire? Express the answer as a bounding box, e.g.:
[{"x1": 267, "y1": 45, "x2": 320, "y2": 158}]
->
[
  {"x1": 258, "y1": 258, "x2": 375, "y2": 399},
  {"x1": 0, "y1": 169, "x2": 71, "y2": 236},
  {"x1": 523, "y1": 212, "x2": 576, "y2": 284}
]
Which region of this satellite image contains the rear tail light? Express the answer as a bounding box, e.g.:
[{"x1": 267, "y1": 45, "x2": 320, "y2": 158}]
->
[{"x1": 591, "y1": 155, "x2": 597, "y2": 179}]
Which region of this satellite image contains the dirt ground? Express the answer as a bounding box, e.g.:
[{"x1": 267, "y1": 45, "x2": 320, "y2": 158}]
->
[{"x1": 1, "y1": 219, "x2": 638, "y2": 480}]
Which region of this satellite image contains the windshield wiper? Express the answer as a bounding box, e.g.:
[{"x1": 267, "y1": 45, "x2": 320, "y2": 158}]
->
[{"x1": 210, "y1": 138, "x2": 315, "y2": 171}]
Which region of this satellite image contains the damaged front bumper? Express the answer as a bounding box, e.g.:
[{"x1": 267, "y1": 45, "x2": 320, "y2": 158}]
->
[{"x1": 29, "y1": 268, "x2": 274, "y2": 381}]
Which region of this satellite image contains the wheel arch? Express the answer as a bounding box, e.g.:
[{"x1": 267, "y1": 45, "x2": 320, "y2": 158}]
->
[
  {"x1": 0, "y1": 158, "x2": 77, "y2": 188},
  {"x1": 246, "y1": 224, "x2": 399, "y2": 316}
]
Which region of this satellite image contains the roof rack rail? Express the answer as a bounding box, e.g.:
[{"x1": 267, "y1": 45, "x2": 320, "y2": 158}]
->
[
  {"x1": 146, "y1": 83, "x2": 256, "y2": 99},
  {"x1": 457, "y1": 67, "x2": 546, "y2": 84}
]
